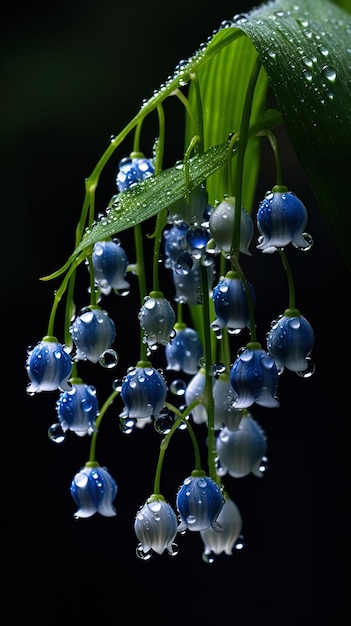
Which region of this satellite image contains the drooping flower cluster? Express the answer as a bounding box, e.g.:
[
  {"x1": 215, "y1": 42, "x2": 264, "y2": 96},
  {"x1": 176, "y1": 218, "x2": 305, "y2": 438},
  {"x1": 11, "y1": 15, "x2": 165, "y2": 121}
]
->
[{"x1": 25, "y1": 35, "x2": 317, "y2": 565}]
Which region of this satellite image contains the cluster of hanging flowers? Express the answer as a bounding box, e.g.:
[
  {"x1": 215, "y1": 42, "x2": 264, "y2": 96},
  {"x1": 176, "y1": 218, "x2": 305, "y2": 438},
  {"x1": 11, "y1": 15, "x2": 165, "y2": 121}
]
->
[{"x1": 25, "y1": 22, "x2": 316, "y2": 564}]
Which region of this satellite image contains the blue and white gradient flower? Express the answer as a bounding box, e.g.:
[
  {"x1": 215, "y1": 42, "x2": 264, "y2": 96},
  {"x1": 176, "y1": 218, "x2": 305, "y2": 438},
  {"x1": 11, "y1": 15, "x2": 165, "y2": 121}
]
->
[
  {"x1": 70, "y1": 463, "x2": 117, "y2": 518},
  {"x1": 56, "y1": 378, "x2": 99, "y2": 436},
  {"x1": 230, "y1": 342, "x2": 279, "y2": 408},
  {"x1": 70, "y1": 306, "x2": 116, "y2": 364},
  {"x1": 134, "y1": 495, "x2": 178, "y2": 558},
  {"x1": 266, "y1": 308, "x2": 315, "y2": 373},
  {"x1": 168, "y1": 184, "x2": 210, "y2": 226},
  {"x1": 211, "y1": 270, "x2": 256, "y2": 335},
  {"x1": 163, "y1": 222, "x2": 189, "y2": 268},
  {"x1": 216, "y1": 413, "x2": 267, "y2": 478},
  {"x1": 92, "y1": 239, "x2": 130, "y2": 296},
  {"x1": 212, "y1": 373, "x2": 242, "y2": 430},
  {"x1": 256, "y1": 186, "x2": 310, "y2": 253},
  {"x1": 165, "y1": 323, "x2": 203, "y2": 375},
  {"x1": 172, "y1": 259, "x2": 214, "y2": 306},
  {"x1": 116, "y1": 154, "x2": 154, "y2": 192},
  {"x1": 119, "y1": 361, "x2": 168, "y2": 420},
  {"x1": 208, "y1": 196, "x2": 253, "y2": 256},
  {"x1": 26, "y1": 336, "x2": 72, "y2": 394},
  {"x1": 138, "y1": 291, "x2": 176, "y2": 349},
  {"x1": 185, "y1": 368, "x2": 207, "y2": 425},
  {"x1": 201, "y1": 495, "x2": 242, "y2": 560},
  {"x1": 176, "y1": 471, "x2": 224, "y2": 532}
]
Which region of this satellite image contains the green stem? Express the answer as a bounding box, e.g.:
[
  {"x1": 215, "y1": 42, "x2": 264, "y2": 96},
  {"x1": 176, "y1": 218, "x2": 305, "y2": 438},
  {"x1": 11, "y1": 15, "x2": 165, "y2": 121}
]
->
[
  {"x1": 134, "y1": 222, "x2": 148, "y2": 362},
  {"x1": 46, "y1": 252, "x2": 87, "y2": 337},
  {"x1": 200, "y1": 263, "x2": 217, "y2": 481},
  {"x1": 263, "y1": 129, "x2": 284, "y2": 186},
  {"x1": 152, "y1": 400, "x2": 202, "y2": 494},
  {"x1": 278, "y1": 249, "x2": 296, "y2": 310},
  {"x1": 88, "y1": 389, "x2": 120, "y2": 463}
]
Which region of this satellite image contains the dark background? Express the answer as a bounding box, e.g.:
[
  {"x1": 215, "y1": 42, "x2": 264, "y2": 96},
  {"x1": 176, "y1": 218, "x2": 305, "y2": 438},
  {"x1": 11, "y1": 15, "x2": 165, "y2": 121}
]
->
[{"x1": 2, "y1": 1, "x2": 349, "y2": 624}]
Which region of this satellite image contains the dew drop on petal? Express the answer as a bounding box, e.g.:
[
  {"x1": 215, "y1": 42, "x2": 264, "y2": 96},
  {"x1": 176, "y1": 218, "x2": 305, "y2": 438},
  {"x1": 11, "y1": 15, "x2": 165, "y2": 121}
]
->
[
  {"x1": 202, "y1": 551, "x2": 216, "y2": 564},
  {"x1": 296, "y1": 357, "x2": 315, "y2": 378},
  {"x1": 234, "y1": 534, "x2": 245, "y2": 550},
  {"x1": 136, "y1": 544, "x2": 153, "y2": 560}
]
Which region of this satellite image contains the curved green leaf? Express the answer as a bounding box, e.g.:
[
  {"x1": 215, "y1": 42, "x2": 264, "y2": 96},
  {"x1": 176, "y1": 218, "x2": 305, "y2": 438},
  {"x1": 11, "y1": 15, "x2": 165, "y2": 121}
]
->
[
  {"x1": 235, "y1": 0, "x2": 351, "y2": 270},
  {"x1": 185, "y1": 29, "x2": 269, "y2": 212}
]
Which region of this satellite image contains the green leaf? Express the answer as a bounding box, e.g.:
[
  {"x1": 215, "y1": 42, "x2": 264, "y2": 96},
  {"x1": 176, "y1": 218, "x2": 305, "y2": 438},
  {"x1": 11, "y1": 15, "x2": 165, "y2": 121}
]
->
[
  {"x1": 50, "y1": 0, "x2": 351, "y2": 278},
  {"x1": 234, "y1": 0, "x2": 351, "y2": 270},
  {"x1": 185, "y1": 29, "x2": 269, "y2": 212}
]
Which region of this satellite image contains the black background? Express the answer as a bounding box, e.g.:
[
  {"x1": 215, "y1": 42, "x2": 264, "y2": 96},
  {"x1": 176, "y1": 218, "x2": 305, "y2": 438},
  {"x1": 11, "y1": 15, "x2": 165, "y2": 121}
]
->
[{"x1": 2, "y1": 1, "x2": 349, "y2": 624}]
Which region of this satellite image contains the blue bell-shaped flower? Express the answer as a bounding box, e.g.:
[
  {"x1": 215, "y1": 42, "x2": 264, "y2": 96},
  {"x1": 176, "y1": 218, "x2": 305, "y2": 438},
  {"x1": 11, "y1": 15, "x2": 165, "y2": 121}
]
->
[
  {"x1": 134, "y1": 494, "x2": 178, "y2": 558},
  {"x1": 176, "y1": 471, "x2": 224, "y2": 532},
  {"x1": 208, "y1": 196, "x2": 253, "y2": 256},
  {"x1": 119, "y1": 361, "x2": 168, "y2": 420},
  {"x1": 201, "y1": 495, "x2": 242, "y2": 559},
  {"x1": 70, "y1": 306, "x2": 116, "y2": 363},
  {"x1": 256, "y1": 186, "x2": 309, "y2": 252},
  {"x1": 138, "y1": 291, "x2": 176, "y2": 349},
  {"x1": 92, "y1": 239, "x2": 130, "y2": 296},
  {"x1": 172, "y1": 258, "x2": 215, "y2": 306},
  {"x1": 116, "y1": 154, "x2": 155, "y2": 192},
  {"x1": 216, "y1": 413, "x2": 267, "y2": 478},
  {"x1": 56, "y1": 378, "x2": 99, "y2": 436},
  {"x1": 26, "y1": 336, "x2": 72, "y2": 393},
  {"x1": 70, "y1": 462, "x2": 117, "y2": 518},
  {"x1": 211, "y1": 270, "x2": 256, "y2": 334},
  {"x1": 163, "y1": 222, "x2": 189, "y2": 269},
  {"x1": 212, "y1": 373, "x2": 242, "y2": 430},
  {"x1": 185, "y1": 368, "x2": 208, "y2": 424},
  {"x1": 230, "y1": 342, "x2": 279, "y2": 408},
  {"x1": 266, "y1": 308, "x2": 315, "y2": 373},
  {"x1": 165, "y1": 323, "x2": 203, "y2": 375}
]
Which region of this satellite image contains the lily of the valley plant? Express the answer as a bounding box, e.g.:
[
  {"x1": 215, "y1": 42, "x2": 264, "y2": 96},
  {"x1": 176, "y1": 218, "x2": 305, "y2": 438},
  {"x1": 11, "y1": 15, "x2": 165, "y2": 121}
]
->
[{"x1": 26, "y1": 0, "x2": 350, "y2": 563}]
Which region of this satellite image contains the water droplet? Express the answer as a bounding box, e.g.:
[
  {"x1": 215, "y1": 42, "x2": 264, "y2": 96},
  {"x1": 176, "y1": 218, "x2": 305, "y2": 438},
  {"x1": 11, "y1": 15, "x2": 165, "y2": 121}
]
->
[
  {"x1": 170, "y1": 379, "x2": 186, "y2": 395},
  {"x1": 234, "y1": 534, "x2": 245, "y2": 550},
  {"x1": 202, "y1": 551, "x2": 216, "y2": 564},
  {"x1": 136, "y1": 544, "x2": 153, "y2": 560},
  {"x1": 321, "y1": 65, "x2": 337, "y2": 83},
  {"x1": 48, "y1": 423, "x2": 66, "y2": 443},
  {"x1": 296, "y1": 357, "x2": 315, "y2": 378},
  {"x1": 99, "y1": 349, "x2": 119, "y2": 368}
]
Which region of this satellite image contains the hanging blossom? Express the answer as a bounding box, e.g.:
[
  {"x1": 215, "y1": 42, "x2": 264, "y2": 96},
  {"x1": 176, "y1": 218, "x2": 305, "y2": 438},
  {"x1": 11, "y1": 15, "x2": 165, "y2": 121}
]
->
[
  {"x1": 216, "y1": 413, "x2": 267, "y2": 478},
  {"x1": 165, "y1": 323, "x2": 203, "y2": 375},
  {"x1": 55, "y1": 378, "x2": 99, "y2": 437},
  {"x1": 208, "y1": 196, "x2": 254, "y2": 256},
  {"x1": 200, "y1": 495, "x2": 243, "y2": 561},
  {"x1": 134, "y1": 494, "x2": 179, "y2": 559},
  {"x1": 92, "y1": 239, "x2": 130, "y2": 296},
  {"x1": 69, "y1": 306, "x2": 117, "y2": 364},
  {"x1": 168, "y1": 184, "x2": 211, "y2": 226},
  {"x1": 116, "y1": 155, "x2": 155, "y2": 192},
  {"x1": 185, "y1": 368, "x2": 208, "y2": 425},
  {"x1": 138, "y1": 291, "x2": 176, "y2": 349},
  {"x1": 176, "y1": 471, "x2": 224, "y2": 532},
  {"x1": 119, "y1": 361, "x2": 168, "y2": 421},
  {"x1": 211, "y1": 270, "x2": 256, "y2": 335},
  {"x1": 70, "y1": 463, "x2": 118, "y2": 518},
  {"x1": 26, "y1": 336, "x2": 72, "y2": 394},
  {"x1": 212, "y1": 373, "x2": 243, "y2": 431},
  {"x1": 230, "y1": 342, "x2": 279, "y2": 409},
  {"x1": 266, "y1": 308, "x2": 315, "y2": 373},
  {"x1": 256, "y1": 186, "x2": 311, "y2": 253}
]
